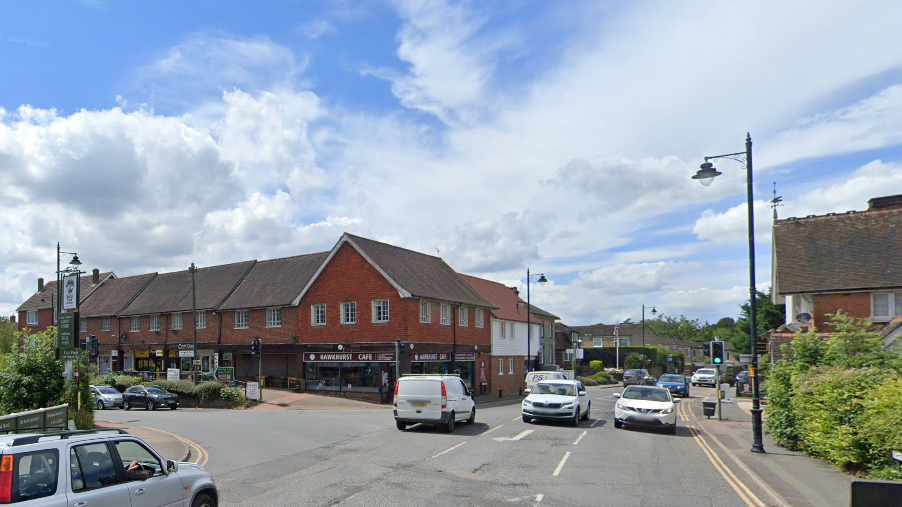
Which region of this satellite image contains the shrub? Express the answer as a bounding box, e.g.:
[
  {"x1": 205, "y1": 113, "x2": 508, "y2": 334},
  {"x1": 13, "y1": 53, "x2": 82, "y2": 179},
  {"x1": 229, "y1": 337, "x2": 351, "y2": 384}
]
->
[
  {"x1": 860, "y1": 376, "x2": 902, "y2": 480},
  {"x1": 588, "y1": 360, "x2": 604, "y2": 371},
  {"x1": 103, "y1": 373, "x2": 142, "y2": 393},
  {"x1": 624, "y1": 353, "x2": 643, "y2": 369},
  {"x1": 578, "y1": 377, "x2": 598, "y2": 386},
  {"x1": 219, "y1": 387, "x2": 243, "y2": 403},
  {"x1": 151, "y1": 380, "x2": 200, "y2": 397},
  {"x1": 195, "y1": 381, "x2": 225, "y2": 403}
]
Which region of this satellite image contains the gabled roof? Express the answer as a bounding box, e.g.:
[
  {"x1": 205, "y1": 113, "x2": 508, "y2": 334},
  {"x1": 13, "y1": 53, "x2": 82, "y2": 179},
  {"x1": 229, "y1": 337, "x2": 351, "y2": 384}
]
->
[
  {"x1": 120, "y1": 261, "x2": 256, "y2": 316},
  {"x1": 295, "y1": 233, "x2": 495, "y2": 308},
  {"x1": 219, "y1": 252, "x2": 329, "y2": 310},
  {"x1": 16, "y1": 272, "x2": 115, "y2": 312},
  {"x1": 774, "y1": 207, "x2": 902, "y2": 294},
  {"x1": 460, "y1": 274, "x2": 558, "y2": 322},
  {"x1": 79, "y1": 274, "x2": 157, "y2": 317}
]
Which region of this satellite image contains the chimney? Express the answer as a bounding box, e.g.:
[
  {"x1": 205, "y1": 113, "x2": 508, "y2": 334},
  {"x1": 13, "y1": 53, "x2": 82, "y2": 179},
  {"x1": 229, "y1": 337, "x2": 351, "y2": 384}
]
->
[
  {"x1": 868, "y1": 194, "x2": 902, "y2": 211},
  {"x1": 9, "y1": 315, "x2": 14, "y2": 324},
  {"x1": 92, "y1": 268, "x2": 100, "y2": 284},
  {"x1": 38, "y1": 278, "x2": 44, "y2": 291},
  {"x1": 509, "y1": 286, "x2": 520, "y2": 296}
]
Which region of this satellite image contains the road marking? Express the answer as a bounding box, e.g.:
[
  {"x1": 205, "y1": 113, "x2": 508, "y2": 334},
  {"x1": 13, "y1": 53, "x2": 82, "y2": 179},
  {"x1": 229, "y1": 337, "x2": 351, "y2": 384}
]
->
[
  {"x1": 535, "y1": 493, "x2": 544, "y2": 504},
  {"x1": 590, "y1": 419, "x2": 602, "y2": 427},
  {"x1": 512, "y1": 416, "x2": 523, "y2": 421},
  {"x1": 483, "y1": 425, "x2": 503, "y2": 435},
  {"x1": 552, "y1": 452, "x2": 571, "y2": 476},
  {"x1": 141, "y1": 426, "x2": 209, "y2": 467},
  {"x1": 430, "y1": 441, "x2": 466, "y2": 459},
  {"x1": 492, "y1": 429, "x2": 534, "y2": 442},
  {"x1": 572, "y1": 430, "x2": 587, "y2": 445},
  {"x1": 689, "y1": 426, "x2": 765, "y2": 507}
]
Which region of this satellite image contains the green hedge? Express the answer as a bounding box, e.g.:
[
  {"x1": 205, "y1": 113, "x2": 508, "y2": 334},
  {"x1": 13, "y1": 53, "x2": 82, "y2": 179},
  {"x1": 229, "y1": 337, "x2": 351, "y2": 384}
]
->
[{"x1": 98, "y1": 374, "x2": 249, "y2": 408}]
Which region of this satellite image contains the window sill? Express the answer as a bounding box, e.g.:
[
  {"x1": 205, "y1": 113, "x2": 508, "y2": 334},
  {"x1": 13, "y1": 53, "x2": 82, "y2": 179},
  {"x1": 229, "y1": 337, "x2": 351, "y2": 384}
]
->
[
  {"x1": 265, "y1": 325, "x2": 282, "y2": 329},
  {"x1": 341, "y1": 322, "x2": 357, "y2": 326}
]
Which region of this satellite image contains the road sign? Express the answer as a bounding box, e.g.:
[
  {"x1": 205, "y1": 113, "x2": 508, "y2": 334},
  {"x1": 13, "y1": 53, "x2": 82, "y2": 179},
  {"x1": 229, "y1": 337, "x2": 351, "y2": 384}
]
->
[
  {"x1": 61, "y1": 349, "x2": 80, "y2": 361},
  {"x1": 58, "y1": 313, "x2": 75, "y2": 350},
  {"x1": 246, "y1": 381, "x2": 259, "y2": 401},
  {"x1": 178, "y1": 350, "x2": 195, "y2": 357}
]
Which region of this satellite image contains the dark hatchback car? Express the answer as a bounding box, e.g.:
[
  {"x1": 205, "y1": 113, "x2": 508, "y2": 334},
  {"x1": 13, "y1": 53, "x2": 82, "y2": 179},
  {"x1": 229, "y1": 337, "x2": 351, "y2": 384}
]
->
[
  {"x1": 621, "y1": 369, "x2": 655, "y2": 387},
  {"x1": 734, "y1": 370, "x2": 750, "y2": 389},
  {"x1": 656, "y1": 374, "x2": 690, "y2": 397},
  {"x1": 123, "y1": 385, "x2": 179, "y2": 411}
]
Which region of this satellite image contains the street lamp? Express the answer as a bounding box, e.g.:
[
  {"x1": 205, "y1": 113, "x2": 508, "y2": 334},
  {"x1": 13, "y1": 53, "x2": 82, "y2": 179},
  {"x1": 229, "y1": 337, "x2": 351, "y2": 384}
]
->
[
  {"x1": 693, "y1": 132, "x2": 765, "y2": 454},
  {"x1": 189, "y1": 263, "x2": 198, "y2": 385},
  {"x1": 525, "y1": 269, "x2": 548, "y2": 373},
  {"x1": 641, "y1": 304, "x2": 657, "y2": 348}
]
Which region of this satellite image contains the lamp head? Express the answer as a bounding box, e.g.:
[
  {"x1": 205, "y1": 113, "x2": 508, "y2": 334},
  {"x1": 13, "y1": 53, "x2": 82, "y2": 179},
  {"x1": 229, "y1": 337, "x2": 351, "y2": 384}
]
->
[
  {"x1": 692, "y1": 161, "x2": 722, "y2": 186},
  {"x1": 537, "y1": 274, "x2": 548, "y2": 286},
  {"x1": 651, "y1": 307, "x2": 657, "y2": 316},
  {"x1": 69, "y1": 254, "x2": 82, "y2": 266}
]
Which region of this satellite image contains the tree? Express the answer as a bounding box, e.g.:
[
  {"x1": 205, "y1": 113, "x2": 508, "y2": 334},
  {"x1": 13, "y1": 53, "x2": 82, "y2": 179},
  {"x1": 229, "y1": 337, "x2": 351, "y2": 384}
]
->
[
  {"x1": 646, "y1": 314, "x2": 706, "y2": 342},
  {"x1": 0, "y1": 316, "x2": 18, "y2": 354},
  {"x1": 0, "y1": 328, "x2": 66, "y2": 415}
]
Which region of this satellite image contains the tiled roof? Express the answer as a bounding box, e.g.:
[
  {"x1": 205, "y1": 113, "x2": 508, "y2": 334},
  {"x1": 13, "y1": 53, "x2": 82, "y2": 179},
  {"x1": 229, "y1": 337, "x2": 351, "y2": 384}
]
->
[
  {"x1": 79, "y1": 274, "x2": 157, "y2": 317},
  {"x1": 460, "y1": 274, "x2": 558, "y2": 322},
  {"x1": 120, "y1": 261, "x2": 256, "y2": 316},
  {"x1": 774, "y1": 208, "x2": 902, "y2": 294},
  {"x1": 16, "y1": 272, "x2": 114, "y2": 312},
  {"x1": 339, "y1": 234, "x2": 495, "y2": 308},
  {"x1": 220, "y1": 252, "x2": 329, "y2": 310}
]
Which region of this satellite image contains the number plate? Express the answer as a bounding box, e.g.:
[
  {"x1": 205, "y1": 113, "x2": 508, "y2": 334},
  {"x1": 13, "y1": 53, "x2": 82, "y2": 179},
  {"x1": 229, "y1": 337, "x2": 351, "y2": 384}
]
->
[{"x1": 410, "y1": 401, "x2": 428, "y2": 408}]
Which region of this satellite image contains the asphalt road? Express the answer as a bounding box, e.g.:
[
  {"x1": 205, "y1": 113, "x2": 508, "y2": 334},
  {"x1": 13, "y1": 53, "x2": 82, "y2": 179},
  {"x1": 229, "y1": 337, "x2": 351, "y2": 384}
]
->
[{"x1": 97, "y1": 387, "x2": 757, "y2": 506}]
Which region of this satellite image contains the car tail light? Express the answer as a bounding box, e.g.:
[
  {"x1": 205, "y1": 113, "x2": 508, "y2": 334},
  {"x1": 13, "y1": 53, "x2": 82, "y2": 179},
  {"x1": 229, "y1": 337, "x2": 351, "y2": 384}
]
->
[
  {"x1": 441, "y1": 381, "x2": 448, "y2": 409},
  {"x1": 0, "y1": 455, "x2": 13, "y2": 503},
  {"x1": 393, "y1": 381, "x2": 400, "y2": 407}
]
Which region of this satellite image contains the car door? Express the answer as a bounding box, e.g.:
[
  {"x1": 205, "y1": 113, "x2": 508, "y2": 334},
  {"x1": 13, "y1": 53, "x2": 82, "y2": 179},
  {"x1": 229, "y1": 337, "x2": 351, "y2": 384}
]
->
[
  {"x1": 68, "y1": 442, "x2": 133, "y2": 507},
  {"x1": 456, "y1": 379, "x2": 473, "y2": 417},
  {"x1": 113, "y1": 439, "x2": 183, "y2": 507}
]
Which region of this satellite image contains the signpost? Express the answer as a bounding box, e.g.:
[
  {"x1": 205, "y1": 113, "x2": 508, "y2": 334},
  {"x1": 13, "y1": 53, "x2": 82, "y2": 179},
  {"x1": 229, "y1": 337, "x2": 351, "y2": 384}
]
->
[
  {"x1": 246, "y1": 381, "x2": 259, "y2": 401},
  {"x1": 58, "y1": 313, "x2": 75, "y2": 350}
]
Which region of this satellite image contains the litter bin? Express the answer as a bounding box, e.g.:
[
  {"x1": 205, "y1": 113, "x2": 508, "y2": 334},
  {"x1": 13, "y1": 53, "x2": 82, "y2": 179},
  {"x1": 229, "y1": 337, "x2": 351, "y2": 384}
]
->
[{"x1": 702, "y1": 401, "x2": 716, "y2": 418}]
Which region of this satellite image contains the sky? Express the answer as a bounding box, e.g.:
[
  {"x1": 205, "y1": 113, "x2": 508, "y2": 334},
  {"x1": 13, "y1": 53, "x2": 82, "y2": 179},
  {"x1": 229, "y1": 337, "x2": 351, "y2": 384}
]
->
[{"x1": 2, "y1": 0, "x2": 902, "y2": 327}]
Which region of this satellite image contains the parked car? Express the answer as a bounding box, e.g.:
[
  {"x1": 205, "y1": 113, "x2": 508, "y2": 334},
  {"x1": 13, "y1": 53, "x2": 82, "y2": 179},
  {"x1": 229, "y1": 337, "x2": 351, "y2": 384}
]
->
[
  {"x1": 691, "y1": 368, "x2": 717, "y2": 387},
  {"x1": 393, "y1": 374, "x2": 475, "y2": 432},
  {"x1": 524, "y1": 370, "x2": 567, "y2": 394},
  {"x1": 655, "y1": 374, "x2": 690, "y2": 397},
  {"x1": 522, "y1": 379, "x2": 590, "y2": 426},
  {"x1": 123, "y1": 386, "x2": 179, "y2": 411},
  {"x1": 90, "y1": 385, "x2": 124, "y2": 410},
  {"x1": 734, "y1": 370, "x2": 750, "y2": 389},
  {"x1": 613, "y1": 385, "x2": 680, "y2": 434},
  {"x1": 621, "y1": 369, "x2": 655, "y2": 387},
  {"x1": 0, "y1": 428, "x2": 217, "y2": 505}
]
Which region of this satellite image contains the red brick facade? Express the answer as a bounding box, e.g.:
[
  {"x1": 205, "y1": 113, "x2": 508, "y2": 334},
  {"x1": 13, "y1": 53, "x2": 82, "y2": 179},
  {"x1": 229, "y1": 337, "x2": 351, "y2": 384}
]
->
[{"x1": 813, "y1": 292, "x2": 872, "y2": 331}]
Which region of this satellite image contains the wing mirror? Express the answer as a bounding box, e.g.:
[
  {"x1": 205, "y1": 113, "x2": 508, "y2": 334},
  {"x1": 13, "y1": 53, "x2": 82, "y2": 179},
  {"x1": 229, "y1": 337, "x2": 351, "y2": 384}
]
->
[
  {"x1": 166, "y1": 460, "x2": 178, "y2": 473},
  {"x1": 613, "y1": 393, "x2": 621, "y2": 398}
]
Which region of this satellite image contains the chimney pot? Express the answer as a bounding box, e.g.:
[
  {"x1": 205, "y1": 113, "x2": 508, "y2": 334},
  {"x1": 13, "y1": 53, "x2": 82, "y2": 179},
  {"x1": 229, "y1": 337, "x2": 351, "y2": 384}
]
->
[
  {"x1": 92, "y1": 268, "x2": 100, "y2": 284},
  {"x1": 38, "y1": 278, "x2": 44, "y2": 291}
]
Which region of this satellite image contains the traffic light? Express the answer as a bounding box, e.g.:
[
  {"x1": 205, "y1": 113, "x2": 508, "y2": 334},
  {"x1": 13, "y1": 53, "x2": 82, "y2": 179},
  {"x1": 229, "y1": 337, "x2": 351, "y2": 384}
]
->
[
  {"x1": 89, "y1": 335, "x2": 99, "y2": 356},
  {"x1": 250, "y1": 339, "x2": 260, "y2": 357},
  {"x1": 710, "y1": 341, "x2": 725, "y2": 365}
]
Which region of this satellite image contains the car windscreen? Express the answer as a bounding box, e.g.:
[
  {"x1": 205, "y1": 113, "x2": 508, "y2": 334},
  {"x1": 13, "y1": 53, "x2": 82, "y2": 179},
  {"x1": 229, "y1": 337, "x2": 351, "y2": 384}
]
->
[
  {"x1": 533, "y1": 383, "x2": 575, "y2": 396},
  {"x1": 624, "y1": 370, "x2": 642, "y2": 375},
  {"x1": 696, "y1": 369, "x2": 715, "y2": 375},
  {"x1": 96, "y1": 387, "x2": 119, "y2": 394},
  {"x1": 145, "y1": 387, "x2": 166, "y2": 394},
  {"x1": 622, "y1": 387, "x2": 670, "y2": 402},
  {"x1": 658, "y1": 375, "x2": 683, "y2": 382}
]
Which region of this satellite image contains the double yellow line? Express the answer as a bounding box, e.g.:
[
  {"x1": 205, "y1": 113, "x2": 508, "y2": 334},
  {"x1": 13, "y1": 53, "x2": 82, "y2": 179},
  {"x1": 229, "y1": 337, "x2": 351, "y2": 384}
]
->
[
  {"x1": 678, "y1": 401, "x2": 767, "y2": 507},
  {"x1": 141, "y1": 426, "x2": 209, "y2": 468}
]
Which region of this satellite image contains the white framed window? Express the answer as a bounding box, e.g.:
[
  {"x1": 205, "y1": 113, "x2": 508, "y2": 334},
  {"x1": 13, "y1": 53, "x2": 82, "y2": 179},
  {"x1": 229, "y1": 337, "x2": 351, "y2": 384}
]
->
[
  {"x1": 171, "y1": 312, "x2": 183, "y2": 330},
  {"x1": 235, "y1": 310, "x2": 249, "y2": 329},
  {"x1": 593, "y1": 337, "x2": 603, "y2": 347},
  {"x1": 341, "y1": 302, "x2": 357, "y2": 325},
  {"x1": 196, "y1": 311, "x2": 206, "y2": 329},
  {"x1": 508, "y1": 358, "x2": 514, "y2": 375},
  {"x1": 373, "y1": 299, "x2": 389, "y2": 323},
  {"x1": 564, "y1": 350, "x2": 574, "y2": 362},
  {"x1": 498, "y1": 359, "x2": 504, "y2": 375},
  {"x1": 123, "y1": 353, "x2": 134, "y2": 371},
  {"x1": 500, "y1": 321, "x2": 508, "y2": 339},
  {"x1": 131, "y1": 316, "x2": 140, "y2": 332},
  {"x1": 508, "y1": 322, "x2": 514, "y2": 339},
  {"x1": 80, "y1": 318, "x2": 87, "y2": 332},
  {"x1": 26, "y1": 310, "x2": 38, "y2": 325},
  {"x1": 475, "y1": 309, "x2": 484, "y2": 328},
  {"x1": 615, "y1": 337, "x2": 629, "y2": 347},
  {"x1": 872, "y1": 292, "x2": 902, "y2": 321},
  {"x1": 440, "y1": 303, "x2": 450, "y2": 326},
  {"x1": 420, "y1": 301, "x2": 431, "y2": 323},
  {"x1": 149, "y1": 314, "x2": 160, "y2": 332},
  {"x1": 312, "y1": 304, "x2": 326, "y2": 326},
  {"x1": 267, "y1": 308, "x2": 282, "y2": 328},
  {"x1": 458, "y1": 306, "x2": 468, "y2": 327},
  {"x1": 101, "y1": 316, "x2": 110, "y2": 332}
]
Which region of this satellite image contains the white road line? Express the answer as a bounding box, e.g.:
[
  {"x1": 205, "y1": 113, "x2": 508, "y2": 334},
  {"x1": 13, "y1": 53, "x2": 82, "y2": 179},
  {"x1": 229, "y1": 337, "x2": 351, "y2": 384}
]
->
[
  {"x1": 535, "y1": 493, "x2": 544, "y2": 504},
  {"x1": 572, "y1": 430, "x2": 587, "y2": 445},
  {"x1": 430, "y1": 441, "x2": 466, "y2": 459},
  {"x1": 552, "y1": 452, "x2": 571, "y2": 476},
  {"x1": 591, "y1": 419, "x2": 602, "y2": 427},
  {"x1": 512, "y1": 416, "x2": 523, "y2": 421},
  {"x1": 493, "y1": 430, "x2": 534, "y2": 442},
  {"x1": 483, "y1": 425, "x2": 503, "y2": 435}
]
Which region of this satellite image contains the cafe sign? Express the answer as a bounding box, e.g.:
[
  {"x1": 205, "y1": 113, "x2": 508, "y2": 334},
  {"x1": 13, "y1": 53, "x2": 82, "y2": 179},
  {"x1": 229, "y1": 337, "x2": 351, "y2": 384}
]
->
[
  {"x1": 305, "y1": 352, "x2": 396, "y2": 362},
  {"x1": 412, "y1": 352, "x2": 476, "y2": 362}
]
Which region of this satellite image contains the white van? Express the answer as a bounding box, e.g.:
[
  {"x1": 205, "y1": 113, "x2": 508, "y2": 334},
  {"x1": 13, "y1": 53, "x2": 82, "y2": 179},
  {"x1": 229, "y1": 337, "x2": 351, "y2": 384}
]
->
[
  {"x1": 393, "y1": 374, "x2": 476, "y2": 432},
  {"x1": 524, "y1": 371, "x2": 567, "y2": 394}
]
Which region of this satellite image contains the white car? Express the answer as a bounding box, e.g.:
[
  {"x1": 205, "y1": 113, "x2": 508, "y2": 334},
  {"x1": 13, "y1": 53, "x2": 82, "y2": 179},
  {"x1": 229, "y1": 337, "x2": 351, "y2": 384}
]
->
[
  {"x1": 524, "y1": 371, "x2": 567, "y2": 394},
  {"x1": 393, "y1": 374, "x2": 475, "y2": 432},
  {"x1": 522, "y1": 380, "x2": 590, "y2": 426},
  {"x1": 613, "y1": 385, "x2": 680, "y2": 434},
  {"x1": 691, "y1": 368, "x2": 717, "y2": 387}
]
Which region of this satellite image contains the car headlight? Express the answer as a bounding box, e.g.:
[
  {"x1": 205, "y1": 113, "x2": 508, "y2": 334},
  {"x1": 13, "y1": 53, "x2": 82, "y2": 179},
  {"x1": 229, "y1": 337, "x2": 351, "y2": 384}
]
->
[
  {"x1": 619, "y1": 404, "x2": 635, "y2": 412},
  {"x1": 561, "y1": 402, "x2": 575, "y2": 409},
  {"x1": 660, "y1": 408, "x2": 673, "y2": 414},
  {"x1": 522, "y1": 400, "x2": 532, "y2": 407}
]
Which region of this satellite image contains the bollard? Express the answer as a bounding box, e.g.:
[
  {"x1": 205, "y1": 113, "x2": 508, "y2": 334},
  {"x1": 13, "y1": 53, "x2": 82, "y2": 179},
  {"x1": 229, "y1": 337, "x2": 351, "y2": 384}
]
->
[
  {"x1": 499, "y1": 389, "x2": 502, "y2": 399},
  {"x1": 519, "y1": 387, "x2": 523, "y2": 396}
]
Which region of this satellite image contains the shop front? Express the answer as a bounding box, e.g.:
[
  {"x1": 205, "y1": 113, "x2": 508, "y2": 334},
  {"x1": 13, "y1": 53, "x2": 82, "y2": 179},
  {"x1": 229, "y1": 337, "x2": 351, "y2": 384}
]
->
[
  {"x1": 303, "y1": 352, "x2": 396, "y2": 403},
  {"x1": 410, "y1": 352, "x2": 476, "y2": 388}
]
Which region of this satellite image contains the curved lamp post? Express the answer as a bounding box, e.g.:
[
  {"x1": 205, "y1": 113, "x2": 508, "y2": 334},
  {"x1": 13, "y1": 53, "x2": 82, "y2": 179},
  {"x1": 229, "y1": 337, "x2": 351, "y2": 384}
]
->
[
  {"x1": 692, "y1": 132, "x2": 765, "y2": 454},
  {"x1": 525, "y1": 269, "x2": 548, "y2": 373}
]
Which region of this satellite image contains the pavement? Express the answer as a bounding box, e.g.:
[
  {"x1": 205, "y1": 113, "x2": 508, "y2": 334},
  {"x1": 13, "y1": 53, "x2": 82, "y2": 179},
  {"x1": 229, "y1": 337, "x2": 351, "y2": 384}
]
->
[{"x1": 97, "y1": 385, "x2": 856, "y2": 506}]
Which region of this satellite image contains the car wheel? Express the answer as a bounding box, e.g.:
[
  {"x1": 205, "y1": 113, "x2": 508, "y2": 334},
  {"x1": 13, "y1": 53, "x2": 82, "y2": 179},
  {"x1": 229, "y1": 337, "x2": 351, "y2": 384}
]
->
[
  {"x1": 446, "y1": 412, "x2": 455, "y2": 433},
  {"x1": 191, "y1": 492, "x2": 216, "y2": 507},
  {"x1": 571, "y1": 409, "x2": 579, "y2": 427},
  {"x1": 466, "y1": 407, "x2": 475, "y2": 424},
  {"x1": 614, "y1": 419, "x2": 623, "y2": 429},
  {"x1": 146, "y1": 400, "x2": 156, "y2": 411},
  {"x1": 170, "y1": 405, "x2": 177, "y2": 410},
  {"x1": 396, "y1": 421, "x2": 407, "y2": 431},
  {"x1": 522, "y1": 415, "x2": 531, "y2": 423},
  {"x1": 123, "y1": 400, "x2": 131, "y2": 410},
  {"x1": 581, "y1": 402, "x2": 590, "y2": 421},
  {"x1": 667, "y1": 424, "x2": 677, "y2": 435},
  {"x1": 96, "y1": 400, "x2": 104, "y2": 410}
]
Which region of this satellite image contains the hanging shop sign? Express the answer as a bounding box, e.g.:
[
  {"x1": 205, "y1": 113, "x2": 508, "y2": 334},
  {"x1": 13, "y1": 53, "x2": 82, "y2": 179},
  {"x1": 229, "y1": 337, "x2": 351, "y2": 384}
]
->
[{"x1": 412, "y1": 352, "x2": 476, "y2": 362}]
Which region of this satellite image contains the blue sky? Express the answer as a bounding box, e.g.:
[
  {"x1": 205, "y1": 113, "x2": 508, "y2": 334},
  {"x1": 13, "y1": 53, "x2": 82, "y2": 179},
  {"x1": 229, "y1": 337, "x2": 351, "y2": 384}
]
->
[{"x1": 2, "y1": 0, "x2": 902, "y2": 326}]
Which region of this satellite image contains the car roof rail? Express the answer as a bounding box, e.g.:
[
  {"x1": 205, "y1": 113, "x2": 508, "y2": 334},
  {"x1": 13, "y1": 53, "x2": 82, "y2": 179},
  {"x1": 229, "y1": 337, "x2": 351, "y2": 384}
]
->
[{"x1": 6, "y1": 428, "x2": 129, "y2": 447}]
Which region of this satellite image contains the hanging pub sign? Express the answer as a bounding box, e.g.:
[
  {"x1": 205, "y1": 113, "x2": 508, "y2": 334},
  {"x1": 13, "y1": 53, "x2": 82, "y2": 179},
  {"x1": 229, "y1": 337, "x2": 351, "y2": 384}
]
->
[
  {"x1": 62, "y1": 274, "x2": 78, "y2": 310},
  {"x1": 305, "y1": 352, "x2": 396, "y2": 362}
]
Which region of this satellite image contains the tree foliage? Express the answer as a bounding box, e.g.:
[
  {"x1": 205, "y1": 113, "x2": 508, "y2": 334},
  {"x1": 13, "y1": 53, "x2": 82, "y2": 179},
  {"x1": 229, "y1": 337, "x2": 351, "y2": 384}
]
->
[
  {"x1": 0, "y1": 316, "x2": 18, "y2": 355},
  {"x1": 0, "y1": 328, "x2": 66, "y2": 415}
]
